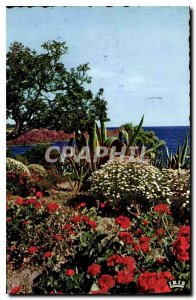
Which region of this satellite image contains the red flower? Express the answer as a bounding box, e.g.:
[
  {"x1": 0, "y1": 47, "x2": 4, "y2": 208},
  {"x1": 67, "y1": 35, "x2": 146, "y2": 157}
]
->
[
  {"x1": 28, "y1": 198, "x2": 37, "y2": 205},
  {"x1": 34, "y1": 201, "x2": 42, "y2": 209},
  {"x1": 173, "y1": 236, "x2": 190, "y2": 261},
  {"x1": 142, "y1": 219, "x2": 148, "y2": 225},
  {"x1": 156, "y1": 228, "x2": 166, "y2": 237},
  {"x1": 98, "y1": 274, "x2": 115, "y2": 292},
  {"x1": 22, "y1": 220, "x2": 29, "y2": 225},
  {"x1": 72, "y1": 215, "x2": 82, "y2": 223},
  {"x1": 154, "y1": 204, "x2": 171, "y2": 215},
  {"x1": 133, "y1": 243, "x2": 140, "y2": 252},
  {"x1": 10, "y1": 286, "x2": 21, "y2": 294},
  {"x1": 78, "y1": 202, "x2": 86, "y2": 208},
  {"x1": 115, "y1": 216, "x2": 130, "y2": 229},
  {"x1": 6, "y1": 217, "x2": 12, "y2": 222},
  {"x1": 65, "y1": 269, "x2": 75, "y2": 276},
  {"x1": 116, "y1": 270, "x2": 134, "y2": 284},
  {"x1": 36, "y1": 191, "x2": 43, "y2": 198},
  {"x1": 53, "y1": 234, "x2": 64, "y2": 241},
  {"x1": 87, "y1": 263, "x2": 101, "y2": 276},
  {"x1": 28, "y1": 246, "x2": 38, "y2": 254},
  {"x1": 118, "y1": 232, "x2": 133, "y2": 244},
  {"x1": 178, "y1": 225, "x2": 190, "y2": 236},
  {"x1": 135, "y1": 228, "x2": 143, "y2": 235},
  {"x1": 46, "y1": 202, "x2": 59, "y2": 213},
  {"x1": 100, "y1": 203, "x2": 105, "y2": 208},
  {"x1": 87, "y1": 219, "x2": 97, "y2": 229},
  {"x1": 63, "y1": 224, "x2": 72, "y2": 231},
  {"x1": 137, "y1": 271, "x2": 174, "y2": 293},
  {"x1": 139, "y1": 236, "x2": 150, "y2": 253},
  {"x1": 43, "y1": 251, "x2": 52, "y2": 258},
  {"x1": 156, "y1": 257, "x2": 165, "y2": 264},
  {"x1": 63, "y1": 224, "x2": 74, "y2": 234},
  {"x1": 122, "y1": 256, "x2": 136, "y2": 272},
  {"x1": 15, "y1": 197, "x2": 24, "y2": 205},
  {"x1": 173, "y1": 226, "x2": 190, "y2": 262},
  {"x1": 107, "y1": 254, "x2": 123, "y2": 267},
  {"x1": 19, "y1": 179, "x2": 24, "y2": 185},
  {"x1": 82, "y1": 215, "x2": 90, "y2": 222}
]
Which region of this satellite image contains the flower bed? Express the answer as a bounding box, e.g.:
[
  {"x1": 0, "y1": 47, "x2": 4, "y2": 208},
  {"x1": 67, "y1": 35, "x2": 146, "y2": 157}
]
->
[{"x1": 7, "y1": 193, "x2": 190, "y2": 295}]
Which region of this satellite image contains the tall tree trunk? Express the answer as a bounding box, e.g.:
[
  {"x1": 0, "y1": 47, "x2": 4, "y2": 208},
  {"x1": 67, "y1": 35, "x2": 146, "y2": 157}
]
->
[{"x1": 6, "y1": 119, "x2": 23, "y2": 141}]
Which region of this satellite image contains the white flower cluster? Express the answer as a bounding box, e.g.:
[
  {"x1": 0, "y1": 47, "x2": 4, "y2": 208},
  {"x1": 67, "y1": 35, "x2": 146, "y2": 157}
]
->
[{"x1": 89, "y1": 158, "x2": 190, "y2": 209}]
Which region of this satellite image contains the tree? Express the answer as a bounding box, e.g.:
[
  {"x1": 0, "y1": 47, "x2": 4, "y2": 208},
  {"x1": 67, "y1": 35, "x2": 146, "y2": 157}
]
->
[
  {"x1": 122, "y1": 123, "x2": 164, "y2": 152},
  {"x1": 47, "y1": 67, "x2": 109, "y2": 135},
  {"x1": 6, "y1": 40, "x2": 109, "y2": 141},
  {"x1": 6, "y1": 41, "x2": 68, "y2": 140}
]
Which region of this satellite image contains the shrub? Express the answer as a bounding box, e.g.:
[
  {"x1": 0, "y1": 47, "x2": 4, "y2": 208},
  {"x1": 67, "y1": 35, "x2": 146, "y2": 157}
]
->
[
  {"x1": 122, "y1": 123, "x2": 164, "y2": 152},
  {"x1": 165, "y1": 169, "x2": 190, "y2": 224},
  {"x1": 15, "y1": 155, "x2": 29, "y2": 165},
  {"x1": 89, "y1": 158, "x2": 190, "y2": 220},
  {"x1": 89, "y1": 159, "x2": 162, "y2": 211},
  {"x1": 6, "y1": 158, "x2": 31, "y2": 195},
  {"x1": 21, "y1": 144, "x2": 60, "y2": 168},
  {"x1": 28, "y1": 164, "x2": 47, "y2": 178}
]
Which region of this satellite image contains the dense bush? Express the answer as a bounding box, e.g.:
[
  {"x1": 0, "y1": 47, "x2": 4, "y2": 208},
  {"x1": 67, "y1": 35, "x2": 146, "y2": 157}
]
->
[
  {"x1": 89, "y1": 159, "x2": 190, "y2": 221},
  {"x1": 20, "y1": 144, "x2": 60, "y2": 168},
  {"x1": 14, "y1": 155, "x2": 29, "y2": 165},
  {"x1": 7, "y1": 195, "x2": 190, "y2": 294},
  {"x1": 6, "y1": 158, "x2": 31, "y2": 195},
  {"x1": 28, "y1": 164, "x2": 47, "y2": 178},
  {"x1": 122, "y1": 123, "x2": 164, "y2": 151}
]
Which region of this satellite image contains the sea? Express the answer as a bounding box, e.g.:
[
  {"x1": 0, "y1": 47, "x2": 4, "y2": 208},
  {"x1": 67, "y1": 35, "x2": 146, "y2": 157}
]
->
[{"x1": 7, "y1": 126, "x2": 190, "y2": 157}]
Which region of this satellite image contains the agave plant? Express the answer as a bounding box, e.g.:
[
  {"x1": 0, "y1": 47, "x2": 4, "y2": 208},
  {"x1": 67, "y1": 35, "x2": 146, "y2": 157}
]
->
[
  {"x1": 165, "y1": 135, "x2": 190, "y2": 169},
  {"x1": 60, "y1": 115, "x2": 166, "y2": 191},
  {"x1": 103, "y1": 115, "x2": 165, "y2": 160}
]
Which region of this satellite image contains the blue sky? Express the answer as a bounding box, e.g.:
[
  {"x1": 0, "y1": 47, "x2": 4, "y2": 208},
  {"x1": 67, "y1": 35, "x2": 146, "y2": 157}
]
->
[{"x1": 6, "y1": 6, "x2": 190, "y2": 126}]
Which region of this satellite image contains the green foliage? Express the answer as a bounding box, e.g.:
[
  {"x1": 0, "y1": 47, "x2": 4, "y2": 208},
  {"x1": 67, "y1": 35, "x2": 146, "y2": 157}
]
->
[
  {"x1": 14, "y1": 155, "x2": 29, "y2": 165},
  {"x1": 6, "y1": 41, "x2": 68, "y2": 141},
  {"x1": 7, "y1": 41, "x2": 109, "y2": 141},
  {"x1": 166, "y1": 135, "x2": 190, "y2": 169},
  {"x1": 123, "y1": 121, "x2": 164, "y2": 152},
  {"x1": 22, "y1": 144, "x2": 59, "y2": 168}
]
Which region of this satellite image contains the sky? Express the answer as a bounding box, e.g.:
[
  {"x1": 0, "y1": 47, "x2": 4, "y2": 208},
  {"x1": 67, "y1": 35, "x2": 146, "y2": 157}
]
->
[{"x1": 6, "y1": 6, "x2": 190, "y2": 127}]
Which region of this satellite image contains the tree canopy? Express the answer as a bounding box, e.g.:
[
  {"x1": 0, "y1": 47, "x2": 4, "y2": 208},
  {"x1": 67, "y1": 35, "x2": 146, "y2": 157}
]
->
[{"x1": 6, "y1": 41, "x2": 108, "y2": 140}]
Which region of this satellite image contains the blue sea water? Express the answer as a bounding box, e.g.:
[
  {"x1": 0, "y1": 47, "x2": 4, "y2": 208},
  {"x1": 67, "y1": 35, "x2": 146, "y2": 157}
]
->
[
  {"x1": 7, "y1": 126, "x2": 190, "y2": 157},
  {"x1": 108, "y1": 126, "x2": 190, "y2": 154},
  {"x1": 143, "y1": 126, "x2": 190, "y2": 154}
]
